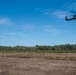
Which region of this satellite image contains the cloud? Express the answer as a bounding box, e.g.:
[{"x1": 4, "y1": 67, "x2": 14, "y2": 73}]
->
[
  {"x1": 52, "y1": 3, "x2": 75, "y2": 19},
  {"x1": 53, "y1": 2, "x2": 76, "y2": 19},
  {"x1": 35, "y1": 7, "x2": 67, "y2": 18},
  {"x1": 1, "y1": 32, "x2": 25, "y2": 36},
  {"x1": 0, "y1": 18, "x2": 13, "y2": 26},
  {"x1": 23, "y1": 24, "x2": 35, "y2": 30},
  {"x1": 35, "y1": 8, "x2": 41, "y2": 10},
  {"x1": 35, "y1": 2, "x2": 76, "y2": 19},
  {"x1": 0, "y1": 32, "x2": 25, "y2": 43},
  {"x1": 68, "y1": 3, "x2": 76, "y2": 10},
  {"x1": 35, "y1": 8, "x2": 52, "y2": 16},
  {"x1": 0, "y1": 35, "x2": 15, "y2": 40},
  {"x1": 52, "y1": 10, "x2": 70, "y2": 18},
  {"x1": 46, "y1": 29, "x2": 64, "y2": 35},
  {"x1": 40, "y1": 9, "x2": 52, "y2": 15},
  {"x1": 40, "y1": 25, "x2": 52, "y2": 28}
]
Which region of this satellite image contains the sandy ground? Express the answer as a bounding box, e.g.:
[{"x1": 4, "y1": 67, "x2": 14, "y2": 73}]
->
[{"x1": 0, "y1": 56, "x2": 76, "y2": 75}]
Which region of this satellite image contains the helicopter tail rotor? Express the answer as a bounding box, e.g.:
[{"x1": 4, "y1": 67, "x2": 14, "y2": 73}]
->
[
  {"x1": 65, "y1": 16, "x2": 70, "y2": 21},
  {"x1": 65, "y1": 16, "x2": 68, "y2": 20}
]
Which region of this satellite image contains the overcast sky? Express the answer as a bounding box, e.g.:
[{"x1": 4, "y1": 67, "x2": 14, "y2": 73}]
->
[{"x1": 0, "y1": 0, "x2": 76, "y2": 46}]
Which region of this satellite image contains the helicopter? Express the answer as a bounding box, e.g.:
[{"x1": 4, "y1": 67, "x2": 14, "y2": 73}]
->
[{"x1": 65, "y1": 11, "x2": 76, "y2": 21}]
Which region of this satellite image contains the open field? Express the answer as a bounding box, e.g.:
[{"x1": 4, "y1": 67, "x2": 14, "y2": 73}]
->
[
  {"x1": 0, "y1": 52, "x2": 76, "y2": 60},
  {"x1": 0, "y1": 53, "x2": 76, "y2": 75}
]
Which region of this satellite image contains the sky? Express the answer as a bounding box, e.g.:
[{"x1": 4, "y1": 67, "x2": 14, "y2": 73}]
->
[{"x1": 0, "y1": 0, "x2": 76, "y2": 46}]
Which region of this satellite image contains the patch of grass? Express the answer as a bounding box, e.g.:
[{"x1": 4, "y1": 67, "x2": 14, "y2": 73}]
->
[{"x1": 0, "y1": 52, "x2": 76, "y2": 60}]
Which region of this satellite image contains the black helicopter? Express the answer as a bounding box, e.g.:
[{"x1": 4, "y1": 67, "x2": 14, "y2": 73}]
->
[{"x1": 65, "y1": 11, "x2": 76, "y2": 21}]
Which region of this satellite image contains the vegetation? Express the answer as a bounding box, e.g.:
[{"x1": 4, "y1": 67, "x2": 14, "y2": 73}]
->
[{"x1": 0, "y1": 44, "x2": 76, "y2": 53}]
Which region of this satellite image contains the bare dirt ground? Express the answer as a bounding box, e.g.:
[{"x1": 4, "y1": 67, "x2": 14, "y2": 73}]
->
[{"x1": 0, "y1": 53, "x2": 76, "y2": 75}]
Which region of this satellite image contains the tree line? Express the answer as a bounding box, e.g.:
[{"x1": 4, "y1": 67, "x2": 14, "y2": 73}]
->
[{"x1": 0, "y1": 44, "x2": 76, "y2": 53}]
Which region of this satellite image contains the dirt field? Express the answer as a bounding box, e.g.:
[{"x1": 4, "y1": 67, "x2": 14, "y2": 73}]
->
[{"x1": 0, "y1": 53, "x2": 76, "y2": 75}]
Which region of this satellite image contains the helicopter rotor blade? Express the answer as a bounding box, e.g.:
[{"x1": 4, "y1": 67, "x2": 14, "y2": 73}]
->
[{"x1": 70, "y1": 10, "x2": 76, "y2": 14}]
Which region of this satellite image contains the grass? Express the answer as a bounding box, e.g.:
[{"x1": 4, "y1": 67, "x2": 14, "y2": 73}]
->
[
  {"x1": 0, "y1": 55, "x2": 76, "y2": 75},
  {"x1": 0, "y1": 52, "x2": 76, "y2": 60}
]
